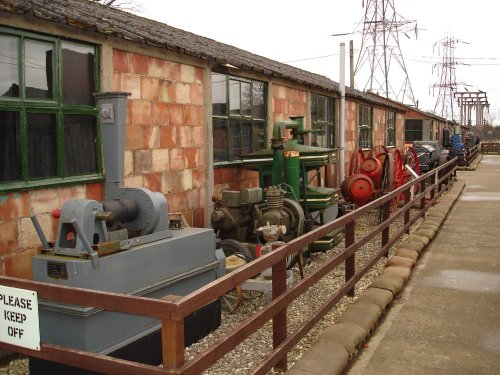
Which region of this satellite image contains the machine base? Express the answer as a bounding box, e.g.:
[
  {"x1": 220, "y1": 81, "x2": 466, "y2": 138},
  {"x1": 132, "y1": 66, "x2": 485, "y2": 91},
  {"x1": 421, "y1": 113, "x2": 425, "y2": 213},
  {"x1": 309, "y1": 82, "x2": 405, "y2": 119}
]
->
[{"x1": 29, "y1": 299, "x2": 221, "y2": 374}]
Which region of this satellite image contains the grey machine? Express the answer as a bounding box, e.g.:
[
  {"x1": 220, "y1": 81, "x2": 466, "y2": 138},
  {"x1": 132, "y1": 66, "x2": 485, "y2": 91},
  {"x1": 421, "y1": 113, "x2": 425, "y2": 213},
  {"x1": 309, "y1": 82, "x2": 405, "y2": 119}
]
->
[{"x1": 30, "y1": 92, "x2": 225, "y2": 373}]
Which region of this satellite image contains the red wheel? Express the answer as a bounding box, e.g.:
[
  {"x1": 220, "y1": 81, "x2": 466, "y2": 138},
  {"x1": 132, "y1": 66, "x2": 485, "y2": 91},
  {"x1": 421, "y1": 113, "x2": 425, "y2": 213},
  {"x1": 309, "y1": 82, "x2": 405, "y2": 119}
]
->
[
  {"x1": 392, "y1": 149, "x2": 404, "y2": 190},
  {"x1": 403, "y1": 147, "x2": 420, "y2": 182},
  {"x1": 368, "y1": 145, "x2": 388, "y2": 159},
  {"x1": 391, "y1": 149, "x2": 404, "y2": 211},
  {"x1": 349, "y1": 149, "x2": 366, "y2": 176}
]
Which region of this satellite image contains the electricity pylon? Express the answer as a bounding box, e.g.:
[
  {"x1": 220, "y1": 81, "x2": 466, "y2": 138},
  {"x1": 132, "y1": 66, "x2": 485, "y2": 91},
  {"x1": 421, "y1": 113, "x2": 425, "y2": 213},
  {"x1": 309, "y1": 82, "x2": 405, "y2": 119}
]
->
[
  {"x1": 354, "y1": 0, "x2": 417, "y2": 105},
  {"x1": 431, "y1": 35, "x2": 468, "y2": 121}
]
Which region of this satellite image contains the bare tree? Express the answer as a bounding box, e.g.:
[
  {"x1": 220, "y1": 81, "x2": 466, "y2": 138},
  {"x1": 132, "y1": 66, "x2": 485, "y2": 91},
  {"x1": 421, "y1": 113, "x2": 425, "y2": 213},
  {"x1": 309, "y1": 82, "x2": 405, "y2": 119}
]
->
[{"x1": 88, "y1": 0, "x2": 143, "y2": 12}]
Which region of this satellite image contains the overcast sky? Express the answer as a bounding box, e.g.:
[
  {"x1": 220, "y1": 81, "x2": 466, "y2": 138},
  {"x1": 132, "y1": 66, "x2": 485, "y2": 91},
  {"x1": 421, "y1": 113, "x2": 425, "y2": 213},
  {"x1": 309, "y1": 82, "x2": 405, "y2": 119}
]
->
[{"x1": 137, "y1": 0, "x2": 500, "y2": 125}]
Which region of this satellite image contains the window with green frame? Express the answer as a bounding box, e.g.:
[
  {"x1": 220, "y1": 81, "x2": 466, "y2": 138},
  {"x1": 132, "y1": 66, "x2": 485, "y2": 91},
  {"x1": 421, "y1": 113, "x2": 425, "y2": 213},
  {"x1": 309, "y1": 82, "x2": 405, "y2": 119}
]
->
[
  {"x1": 211, "y1": 72, "x2": 267, "y2": 163},
  {"x1": 311, "y1": 93, "x2": 335, "y2": 148},
  {"x1": 358, "y1": 104, "x2": 372, "y2": 149},
  {"x1": 386, "y1": 111, "x2": 396, "y2": 146},
  {"x1": 0, "y1": 27, "x2": 100, "y2": 191}
]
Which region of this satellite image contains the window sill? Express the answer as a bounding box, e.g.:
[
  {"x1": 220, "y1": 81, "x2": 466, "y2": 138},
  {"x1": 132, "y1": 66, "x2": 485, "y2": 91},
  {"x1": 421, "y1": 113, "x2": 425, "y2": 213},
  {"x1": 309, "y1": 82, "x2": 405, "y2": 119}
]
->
[{"x1": 0, "y1": 174, "x2": 104, "y2": 194}]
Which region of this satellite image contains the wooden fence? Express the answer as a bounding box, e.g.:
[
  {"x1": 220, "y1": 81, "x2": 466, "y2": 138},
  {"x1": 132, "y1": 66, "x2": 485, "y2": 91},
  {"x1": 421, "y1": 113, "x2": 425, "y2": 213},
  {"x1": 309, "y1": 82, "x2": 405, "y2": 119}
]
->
[
  {"x1": 0, "y1": 158, "x2": 458, "y2": 374},
  {"x1": 481, "y1": 142, "x2": 500, "y2": 154}
]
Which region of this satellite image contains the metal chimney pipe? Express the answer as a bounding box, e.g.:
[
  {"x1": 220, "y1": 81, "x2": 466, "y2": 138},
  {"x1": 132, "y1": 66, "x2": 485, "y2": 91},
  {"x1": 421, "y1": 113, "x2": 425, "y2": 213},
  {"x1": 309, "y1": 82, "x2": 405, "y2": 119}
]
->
[
  {"x1": 94, "y1": 92, "x2": 131, "y2": 200},
  {"x1": 339, "y1": 43, "x2": 346, "y2": 183}
]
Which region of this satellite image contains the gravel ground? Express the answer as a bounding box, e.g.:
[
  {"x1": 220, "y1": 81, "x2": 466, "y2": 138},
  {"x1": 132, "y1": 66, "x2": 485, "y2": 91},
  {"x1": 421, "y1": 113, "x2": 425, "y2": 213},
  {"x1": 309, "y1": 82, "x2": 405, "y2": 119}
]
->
[{"x1": 0, "y1": 208, "x2": 423, "y2": 375}]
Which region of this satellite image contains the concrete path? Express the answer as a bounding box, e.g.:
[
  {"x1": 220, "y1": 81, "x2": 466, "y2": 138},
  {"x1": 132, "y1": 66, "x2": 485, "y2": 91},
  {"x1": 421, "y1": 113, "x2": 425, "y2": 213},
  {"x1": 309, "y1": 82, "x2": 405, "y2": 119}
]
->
[{"x1": 347, "y1": 155, "x2": 500, "y2": 375}]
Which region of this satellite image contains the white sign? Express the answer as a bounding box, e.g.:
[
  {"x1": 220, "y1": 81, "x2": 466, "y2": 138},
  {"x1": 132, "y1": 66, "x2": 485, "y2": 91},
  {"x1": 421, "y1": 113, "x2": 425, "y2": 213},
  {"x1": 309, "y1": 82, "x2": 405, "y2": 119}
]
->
[
  {"x1": 100, "y1": 102, "x2": 115, "y2": 124},
  {"x1": 0, "y1": 285, "x2": 40, "y2": 351}
]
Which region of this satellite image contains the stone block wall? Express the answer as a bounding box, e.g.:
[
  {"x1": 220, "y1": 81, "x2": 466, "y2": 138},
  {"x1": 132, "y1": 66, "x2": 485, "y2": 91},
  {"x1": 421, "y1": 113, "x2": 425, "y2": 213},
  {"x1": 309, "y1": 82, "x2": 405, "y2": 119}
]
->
[
  {"x1": 112, "y1": 49, "x2": 206, "y2": 228},
  {"x1": 372, "y1": 107, "x2": 387, "y2": 147},
  {"x1": 272, "y1": 84, "x2": 307, "y2": 129}
]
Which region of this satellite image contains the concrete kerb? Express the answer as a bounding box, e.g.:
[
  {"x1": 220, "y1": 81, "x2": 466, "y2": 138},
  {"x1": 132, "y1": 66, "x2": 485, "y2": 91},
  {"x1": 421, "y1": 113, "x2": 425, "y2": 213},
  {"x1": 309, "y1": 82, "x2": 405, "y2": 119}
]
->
[{"x1": 286, "y1": 178, "x2": 466, "y2": 375}]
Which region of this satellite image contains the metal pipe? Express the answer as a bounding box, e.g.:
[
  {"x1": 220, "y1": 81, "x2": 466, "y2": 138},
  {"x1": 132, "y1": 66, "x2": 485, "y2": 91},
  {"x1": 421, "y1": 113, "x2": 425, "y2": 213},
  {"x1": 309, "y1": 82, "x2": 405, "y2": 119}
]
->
[
  {"x1": 30, "y1": 215, "x2": 50, "y2": 249},
  {"x1": 339, "y1": 42, "x2": 346, "y2": 183}
]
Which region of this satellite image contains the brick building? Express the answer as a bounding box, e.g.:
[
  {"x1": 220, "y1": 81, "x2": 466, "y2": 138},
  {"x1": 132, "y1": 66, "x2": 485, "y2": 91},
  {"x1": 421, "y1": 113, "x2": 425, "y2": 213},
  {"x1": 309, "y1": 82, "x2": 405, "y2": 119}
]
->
[{"x1": 1, "y1": 0, "x2": 406, "y2": 278}]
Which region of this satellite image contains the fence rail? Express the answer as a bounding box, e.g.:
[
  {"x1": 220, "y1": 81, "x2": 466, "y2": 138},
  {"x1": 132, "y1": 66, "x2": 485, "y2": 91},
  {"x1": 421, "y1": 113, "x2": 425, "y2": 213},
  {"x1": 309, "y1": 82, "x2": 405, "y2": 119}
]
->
[
  {"x1": 0, "y1": 158, "x2": 458, "y2": 374},
  {"x1": 481, "y1": 142, "x2": 500, "y2": 154},
  {"x1": 464, "y1": 144, "x2": 480, "y2": 166}
]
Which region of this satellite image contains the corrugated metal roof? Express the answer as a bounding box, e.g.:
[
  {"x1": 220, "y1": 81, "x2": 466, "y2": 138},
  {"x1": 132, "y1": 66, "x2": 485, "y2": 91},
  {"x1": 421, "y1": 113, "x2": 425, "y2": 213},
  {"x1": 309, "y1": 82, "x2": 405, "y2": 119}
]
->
[{"x1": 0, "y1": 0, "x2": 401, "y2": 108}]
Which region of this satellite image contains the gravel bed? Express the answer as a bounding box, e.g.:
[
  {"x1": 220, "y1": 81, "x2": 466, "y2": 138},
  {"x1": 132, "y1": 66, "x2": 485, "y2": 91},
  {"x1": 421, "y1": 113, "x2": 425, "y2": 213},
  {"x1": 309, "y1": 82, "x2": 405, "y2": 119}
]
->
[
  {"x1": 186, "y1": 208, "x2": 423, "y2": 375},
  {"x1": 0, "y1": 209, "x2": 423, "y2": 375}
]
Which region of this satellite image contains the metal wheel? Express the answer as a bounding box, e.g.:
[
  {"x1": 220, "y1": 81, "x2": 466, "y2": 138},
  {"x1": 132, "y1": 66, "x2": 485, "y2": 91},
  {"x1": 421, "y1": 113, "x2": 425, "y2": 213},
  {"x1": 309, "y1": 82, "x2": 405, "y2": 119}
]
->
[
  {"x1": 391, "y1": 149, "x2": 404, "y2": 211},
  {"x1": 380, "y1": 152, "x2": 394, "y2": 193},
  {"x1": 368, "y1": 145, "x2": 388, "y2": 159},
  {"x1": 220, "y1": 239, "x2": 255, "y2": 263},
  {"x1": 221, "y1": 285, "x2": 243, "y2": 313},
  {"x1": 392, "y1": 149, "x2": 404, "y2": 189},
  {"x1": 403, "y1": 147, "x2": 420, "y2": 181},
  {"x1": 349, "y1": 149, "x2": 366, "y2": 175}
]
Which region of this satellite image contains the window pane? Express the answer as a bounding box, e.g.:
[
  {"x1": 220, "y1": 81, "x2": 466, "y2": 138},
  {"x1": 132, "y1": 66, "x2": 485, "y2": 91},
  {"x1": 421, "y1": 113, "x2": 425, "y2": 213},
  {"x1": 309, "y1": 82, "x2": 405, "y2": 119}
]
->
[
  {"x1": 359, "y1": 128, "x2": 371, "y2": 149},
  {"x1": 0, "y1": 111, "x2": 22, "y2": 181},
  {"x1": 212, "y1": 73, "x2": 227, "y2": 116},
  {"x1": 241, "y1": 82, "x2": 251, "y2": 116},
  {"x1": 241, "y1": 121, "x2": 252, "y2": 155},
  {"x1": 27, "y1": 113, "x2": 57, "y2": 178},
  {"x1": 213, "y1": 119, "x2": 228, "y2": 162},
  {"x1": 0, "y1": 35, "x2": 19, "y2": 98},
  {"x1": 317, "y1": 97, "x2": 327, "y2": 122},
  {"x1": 311, "y1": 94, "x2": 334, "y2": 148},
  {"x1": 25, "y1": 40, "x2": 53, "y2": 99},
  {"x1": 62, "y1": 42, "x2": 95, "y2": 105},
  {"x1": 228, "y1": 119, "x2": 241, "y2": 160},
  {"x1": 252, "y1": 122, "x2": 266, "y2": 152},
  {"x1": 64, "y1": 114, "x2": 97, "y2": 175},
  {"x1": 252, "y1": 81, "x2": 265, "y2": 119},
  {"x1": 312, "y1": 124, "x2": 327, "y2": 147},
  {"x1": 229, "y1": 80, "x2": 240, "y2": 116}
]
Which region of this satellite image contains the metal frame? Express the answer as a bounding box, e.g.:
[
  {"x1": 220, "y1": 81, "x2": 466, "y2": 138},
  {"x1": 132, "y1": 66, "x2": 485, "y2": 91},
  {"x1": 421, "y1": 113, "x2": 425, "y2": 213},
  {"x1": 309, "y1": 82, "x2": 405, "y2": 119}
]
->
[
  {"x1": 0, "y1": 26, "x2": 101, "y2": 192},
  {"x1": 0, "y1": 158, "x2": 458, "y2": 375},
  {"x1": 211, "y1": 72, "x2": 267, "y2": 164}
]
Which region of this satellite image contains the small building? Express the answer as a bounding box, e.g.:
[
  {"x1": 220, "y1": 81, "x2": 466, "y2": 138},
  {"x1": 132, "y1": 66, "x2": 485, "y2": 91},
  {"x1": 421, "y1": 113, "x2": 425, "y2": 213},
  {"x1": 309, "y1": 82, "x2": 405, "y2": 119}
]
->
[
  {"x1": 403, "y1": 107, "x2": 448, "y2": 147},
  {"x1": 0, "y1": 0, "x2": 407, "y2": 279}
]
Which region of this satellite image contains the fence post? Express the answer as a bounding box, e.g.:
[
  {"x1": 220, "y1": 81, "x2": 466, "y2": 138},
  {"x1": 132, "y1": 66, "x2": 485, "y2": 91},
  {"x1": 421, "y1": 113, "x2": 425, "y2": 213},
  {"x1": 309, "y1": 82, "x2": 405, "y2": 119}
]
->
[
  {"x1": 272, "y1": 257, "x2": 288, "y2": 371},
  {"x1": 162, "y1": 295, "x2": 184, "y2": 371},
  {"x1": 419, "y1": 179, "x2": 426, "y2": 210},
  {"x1": 345, "y1": 221, "x2": 355, "y2": 296},
  {"x1": 404, "y1": 188, "x2": 411, "y2": 234},
  {"x1": 382, "y1": 200, "x2": 391, "y2": 257},
  {"x1": 430, "y1": 172, "x2": 436, "y2": 204}
]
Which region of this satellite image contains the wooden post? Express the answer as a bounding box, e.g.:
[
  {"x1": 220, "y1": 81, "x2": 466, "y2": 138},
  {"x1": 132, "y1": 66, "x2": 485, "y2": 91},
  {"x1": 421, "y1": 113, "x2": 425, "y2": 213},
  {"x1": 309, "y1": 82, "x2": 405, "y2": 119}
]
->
[
  {"x1": 272, "y1": 257, "x2": 288, "y2": 371},
  {"x1": 161, "y1": 295, "x2": 184, "y2": 370},
  {"x1": 345, "y1": 221, "x2": 355, "y2": 296},
  {"x1": 381, "y1": 200, "x2": 391, "y2": 257},
  {"x1": 404, "y1": 189, "x2": 411, "y2": 234},
  {"x1": 419, "y1": 179, "x2": 426, "y2": 210}
]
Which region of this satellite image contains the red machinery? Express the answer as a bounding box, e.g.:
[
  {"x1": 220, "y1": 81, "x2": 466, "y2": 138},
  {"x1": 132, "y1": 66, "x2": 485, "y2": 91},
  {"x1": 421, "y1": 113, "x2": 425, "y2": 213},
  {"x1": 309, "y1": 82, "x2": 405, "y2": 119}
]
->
[{"x1": 341, "y1": 145, "x2": 421, "y2": 209}]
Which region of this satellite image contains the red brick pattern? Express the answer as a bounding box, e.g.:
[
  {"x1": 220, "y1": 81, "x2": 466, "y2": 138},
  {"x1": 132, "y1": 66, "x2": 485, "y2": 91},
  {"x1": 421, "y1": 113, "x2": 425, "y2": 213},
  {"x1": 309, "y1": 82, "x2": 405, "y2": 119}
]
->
[
  {"x1": 271, "y1": 84, "x2": 307, "y2": 126},
  {"x1": 113, "y1": 49, "x2": 206, "y2": 232}
]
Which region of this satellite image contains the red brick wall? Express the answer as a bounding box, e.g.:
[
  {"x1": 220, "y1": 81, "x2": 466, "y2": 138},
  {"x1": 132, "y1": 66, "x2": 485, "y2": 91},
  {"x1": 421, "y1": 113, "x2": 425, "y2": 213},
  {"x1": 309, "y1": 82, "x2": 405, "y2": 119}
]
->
[
  {"x1": 113, "y1": 49, "x2": 206, "y2": 228},
  {"x1": 213, "y1": 168, "x2": 260, "y2": 199},
  {"x1": 372, "y1": 107, "x2": 386, "y2": 147},
  {"x1": 271, "y1": 84, "x2": 307, "y2": 127},
  {"x1": 344, "y1": 99, "x2": 359, "y2": 176},
  {"x1": 0, "y1": 183, "x2": 103, "y2": 278}
]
